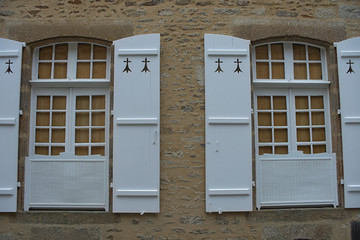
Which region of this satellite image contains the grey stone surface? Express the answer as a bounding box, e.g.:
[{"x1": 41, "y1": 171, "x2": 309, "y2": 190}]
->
[
  {"x1": 339, "y1": 4, "x2": 360, "y2": 19},
  {"x1": 262, "y1": 224, "x2": 332, "y2": 240},
  {"x1": 30, "y1": 227, "x2": 101, "y2": 240}
]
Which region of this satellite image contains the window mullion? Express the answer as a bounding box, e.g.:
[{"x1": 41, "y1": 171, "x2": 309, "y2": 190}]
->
[
  {"x1": 67, "y1": 88, "x2": 74, "y2": 153},
  {"x1": 284, "y1": 43, "x2": 293, "y2": 81},
  {"x1": 68, "y1": 43, "x2": 77, "y2": 80},
  {"x1": 288, "y1": 88, "x2": 297, "y2": 153}
]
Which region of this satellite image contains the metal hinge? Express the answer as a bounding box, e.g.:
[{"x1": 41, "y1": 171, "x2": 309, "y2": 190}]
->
[
  {"x1": 110, "y1": 182, "x2": 113, "y2": 188},
  {"x1": 338, "y1": 109, "x2": 341, "y2": 115},
  {"x1": 252, "y1": 181, "x2": 255, "y2": 187},
  {"x1": 341, "y1": 179, "x2": 344, "y2": 185},
  {"x1": 17, "y1": 182, "x2": 21, "y2": 187}
]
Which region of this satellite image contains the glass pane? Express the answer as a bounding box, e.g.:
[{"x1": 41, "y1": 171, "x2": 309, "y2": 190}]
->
[
  {"x1": 52, "y1": 112, "x2": 66, "y2": 126},
  {"x1": 257, "y1": 96, "x2": 271, "y2": 110},
  {"x1": 92, "y1": 62, "x2": 106, "y2": 79},
  {"x1": 309, "y1": 63, "x2": 322, "y2": 80},
  {"x1": 75, "y1": 128, "x2": 89, "y2": 143},
  {"x1": 51, "y1": 129, "x2": 65, "y2": 143},
  {"x1": 91, "y1": 128, "x2": 105, "y2": 143},
  {"x1": 92, "y1": 95, "x2": 105, "y2": 109},
  {"x1": 312, "y1": 112, "x2": 325, "y2": 125},
  {"x1": 296, "y1": 112, "x2": 309, "y2": 126},
  {"x1": 75, "y1": 147, "x2": 89, "y2": 155},
  {"x1": 259, "y1": 129, "x2": 272, "y2": 142},
  {"x1": 293, "y1": 44, "x2": 306, "y2": 60},
  {"x1": 271, "y1": 44, "x2": 284, "y2": 60},
  {"x1": 311, "y1": 96, "x2": 324, "y2": 109},
  {"x1": 39, "y1": 46, "x2": 52, "y2": 60},
  {"x1": 295, "y1": 96, "x2": 309, "y2": 109},
  {"x1": 274, "y1": 129, "x2": 287, "y2": 142},
  {"x1": 92, "y1": 112, "x2": 105, "y2": 126},
  {"x1": 258, "y1": 112, "x2": 271, "y2": 126},
  {"x1": 36, "y1": 129, "x2": 49, "y2": 143},
  {"x1": 312, "y1": 128, "x2": 326, "y2": 141},
  {"x1": 255, "y1": 45, "x2": 268, "y2": 59},
  {"x1": 92, "y1": 146, "x2": 105, "y2": 156},
  {"x1": 37, "y1": 96, "x2": 50, "y2": 110},
  {"x1": 76, "y1": 96, "x2": 89, "y2": 110},
  {"x1": 53, "y1": 96, "x2": 66, "y2": 110},
  {"x1": 294, "y1": 63, "x2": 307, "y2": 79},
  {"x1": 51, "y1": 147, "x2": 65, "y2": 156},
  {"x1": 274, "y1": 112, "x2": 287, "y2": 126},
  {"x1": 308, "y1": 46, "x2": 321, "y2": 60},
  {"x1": 35, "y1": 146, "x2": 48, "y2": 155},
  {"x1": 313, "y1": 145, "x2": 326, "y2": 153},
  {"x1": 256, "y1": 62, "x2": 269, "y2": 79},
  {"x1": 273, "y1": 96, "x2": 286, "y2": 110},
  {"x1": 77, "y1": 62, "x2": 91, "y2": 78},
  {"x1": 298, "y1": 145, "x2": 311, "y2": 154},
  {"x1": 275, "y1": 146, "x2": 288, "y2": 154},
  {"x1": 271, "y1": 63, "x2": 285, "y2": 79},
  {"x1": 54, "y1": 63, "x2": 67, "y2": 79},
  {"x1": 259, "y1": 146, "x2": 272, "y2": 155},
  {"x1": 76, "y1": 112, "x2": 89, "y2": 126},
  {"x1": 36, "y1": 112, "x2": 50, "y2": 126},
  {"x1": 38, "y1": 63, "x2": 52, "y2": 79},
  {"x1": 55, "y1": 44, "x2": 68, "y2": 60},
  {"x1": 93, "y1": 45, "x2": 107, "y2": 59},
  {"x1": 78, "y1": 44, "x2": 91, "y2": 60},
  {"x1": 297, "y1": 128, "x2": 310, "y2": 142}
]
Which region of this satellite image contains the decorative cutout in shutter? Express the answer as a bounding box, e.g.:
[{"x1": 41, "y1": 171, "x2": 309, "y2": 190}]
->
[
  {"x1": 113, "y1": 34, "x2": 160, "y2": 213},
  {"x1": 205, "y1": 34, "x2": 252, "y2": 212},
  {"x1": 335, "y1": 37, "x2": 360, "y2": 208},
  {"x1": 0, "y1": 38, "x2": 24, "y2": 212}
]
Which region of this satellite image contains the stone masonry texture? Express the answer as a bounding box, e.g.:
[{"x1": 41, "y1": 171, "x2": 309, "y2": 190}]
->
[{"x1": 0, "y1": 0, "x2": 360, "y2": 239}]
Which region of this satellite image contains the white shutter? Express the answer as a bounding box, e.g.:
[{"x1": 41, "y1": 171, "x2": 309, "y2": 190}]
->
[
  {"x1": 0, "y1": 38, "x2": 24, "y2": 212},
  {"x1": 113, "y1": 34, "x2": 160, "y2": 213},
  {"x1": 335, "y1": 37, "x2": 360, "y2": 208},
  {"x1": 205, "y1": 34, "x2": 252, "y2": 212}
]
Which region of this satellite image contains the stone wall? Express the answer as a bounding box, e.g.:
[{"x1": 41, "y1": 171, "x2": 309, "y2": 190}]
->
[{"x1": 0, "y1": 0, "x2": 360, "y2": 239}]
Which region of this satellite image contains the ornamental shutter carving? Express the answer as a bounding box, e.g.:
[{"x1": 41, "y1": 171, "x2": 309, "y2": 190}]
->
[
  {"x1": 335, "y1": 36, "x2": 360, "y2": 208},
  {"x1": 113, "y1": 34, "x2": 160, "y2": 213},
  {"x1": 0, "y1": 38, "x2": 24, "y2": 212},
  {"x1": 205, "y1": 34, "x2": 252, "y2": 212}
]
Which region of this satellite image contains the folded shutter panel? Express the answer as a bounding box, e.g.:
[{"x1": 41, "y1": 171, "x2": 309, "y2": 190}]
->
[
  {"x1": 113, "y1": 34, "x2": 160, "y2": 213},
  {"x1": 205, "y1": 34, "x2": 252, "y2": 212},
  {"x1": 335, "y1": 37, "x2": 360, "y2": 208},
  {"x1": 0, "y1": 38, "x2": 24, "y2": 212}
]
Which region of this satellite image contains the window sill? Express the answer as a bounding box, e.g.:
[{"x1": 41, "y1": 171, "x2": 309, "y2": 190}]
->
[
  {"x1": 253, "y1": 80, "x2": 330, "y2": 88},
  {"x1": 30, "y1": 79, "x2": 110, "y2": 88}
]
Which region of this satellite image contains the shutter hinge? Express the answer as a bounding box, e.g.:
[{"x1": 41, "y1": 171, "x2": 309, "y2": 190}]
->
[
  {"x1": 110, "y1": 182, "x2": 113, "y2": 188},
  {"x1": 338, "y1": 109, "x2": 341, "y2": 115},
  {"x1": 17, "y1": 182, "x2": 21, "y2": 188},
  {"x1": 252, "y1": 181, "x2": 255, "y2": 187},
  {"x1": 111, "y1": 110, "x2": 114, "y2": 116},
  {"x1": 251, "y1": 109, "x2": 254, "y2": 115},
  {"x1": 19, "y1": 110, "x2": 23, "y2": 116},
  {"x1": 341, "y1": 179, "x2": 344, "y2": 185}
]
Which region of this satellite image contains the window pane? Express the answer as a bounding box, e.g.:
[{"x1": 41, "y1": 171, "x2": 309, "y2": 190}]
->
[
  {"x1": 309, "y1": 63, "x2": 322, "y2": 80},
  {"x1": 311, "y1": 96, "x2": 324, "y2": 109},
  {"x1": 35, "y1": 146, "x2": 48, "y2": 155},
  {"x1": 76, "y1": 112, "x2": 89, "y2": 126},
  {"x1": 275, "y1": 146, "x2": 288, "y2": 154},
  {"x1": 312, "y1": 128, "x2": 325, "y2": 141},
  {"x1": 296, "y1": 112, "x2": 309, "y2": 126},
  {"x1": 75, "y1": 147, "x2": 89, "y2": 155},
  {"x1": 255, "y1": 45, "x2": 268, "y2": 59},
  {"x1": 271, "y1": 62, "x2": 285, "y2": 79},
  {"x1": 308, "y1": 46, "x2": 321, "y2": 60},
  {"x1": 91, "y1": 128, "x2": 105, "y2": 143},
  {"x1": 36, "y1": 112, "x2": 50, "y2": 126},
  {"x1": 78, "y1": 44, "x2": 91, "y2": 60},
  {"x1": 93, "y1": 45, "x2": 107, "y2": 59},
  {"x1": 274, "y1": 113, "x2": 287, "y2": 126},
  {"x1": 295, "y1": 96, "x2": 309, "y2": 109},
  {"x1": 258, "y1": 112, "x2": 271, "y2": 126},
  {"x1": 313, "y1": 145, "x2": 326, "y2": 153},
  {"x1": 53, "y1": 96, "x2": 66, "y2": 110},
  {"x1": 75, "y1": 129, "x2": 89, "y2": 143},
  {"x1": 91, "y1": 146, "x2": 105, "y2": 156},
  {"x1": 52, "y1": 129, "x2": 65, "y2": 143},
  {"x1": 257, "y1": 96, "x2": 271, "y2": 110},
  {"x1": 77, "y1": 62, "x2": 91, "y2": 78},
  {"x1": 38, "y1": 63, "x2": 52, "y2": 79},
  {"x1": 76, "y1": 96, "x2": 89, "y2": 110},
  {"x1": 52, "y1": 112, "x2": 66, "y2": 126},
  {"x1": 298, "y1": 145, "x2": 311, "y2": 154},
  {"x1": 297, "y1": 128, "x2": 310, "y2": 142},
  {"x1": 274, "y1": 129, "x2": 287, "y2": 142},
  {"x1": 92, "y1": 62, "x2": 106, "y2": 79},
  {"x1": 92, "y1": 95, "x2": 105, "y2": 109},
  {"x1": 294, "y1": 63, "x2": 307, "y2": 79},
  {"x1": 51, "y1": 147, "x2": 65, "y2": 156},
  {"x1": 259, "y1": 129, "x2": 272, "y2": 142},
  {"x1": 37, "y1": 96, "x2": 50, "y2": 110},
  {"x1": 271, "y1": 44, "x2": 284, "y2": 60},
  {"x1": 273, "y1": 96, "x2": 286, "y2": 110},
  {"x1": 36, "y1": 129, "x2": 49, "y2": 143},
  {"x1": 92, "y1": 112, "x2": 105, "y2": 126},
  {"x1": 55, "y1": 44, "x2": 68, "y2": 60},
  {"x1": 312, "y1": 112, "x2": 325, "y2": 125},
  {"x1": 256, "y1": 62, "x2": 269, "y2": 79},
  {"x1": 54, "y1": 63, "x2": 67, "y2": 79},
  {"x1": 259, "y1": 146, "x2": 272, "y2": 155},
  {"x1": 293, "y1": 44, "x2": 306, "y2": 60},
  {"x1": 39, "y1": 46, "x2": 52, "y2": 60}
]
